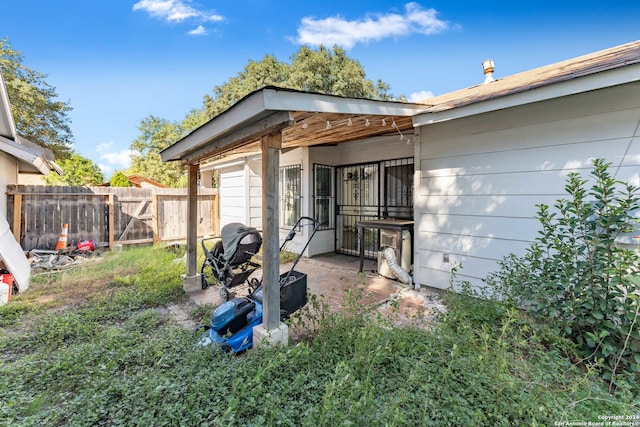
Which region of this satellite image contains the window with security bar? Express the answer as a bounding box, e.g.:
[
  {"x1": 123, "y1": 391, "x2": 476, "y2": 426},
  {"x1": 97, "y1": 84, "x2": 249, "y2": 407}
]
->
[
  {"x1": 383, "y1": 158, "x2": 414, "y2": 219},
  {"x1": 280, "y1": 164, "x2": 302, "y2": 227},
  {"x1": 313, "y1": 164, "x2": 335, "y2": 230}
]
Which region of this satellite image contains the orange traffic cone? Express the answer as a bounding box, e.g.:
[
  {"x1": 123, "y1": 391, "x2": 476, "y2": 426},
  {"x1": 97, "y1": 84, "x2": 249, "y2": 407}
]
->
[{"x1": 55, "y1": 223, "x2": 69, "y2": 250}]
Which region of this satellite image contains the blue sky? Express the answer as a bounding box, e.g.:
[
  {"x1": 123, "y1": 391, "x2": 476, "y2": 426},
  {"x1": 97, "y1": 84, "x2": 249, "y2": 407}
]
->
[{"x1": 2, "y1": 1, "x2": 639, "y2": 178}]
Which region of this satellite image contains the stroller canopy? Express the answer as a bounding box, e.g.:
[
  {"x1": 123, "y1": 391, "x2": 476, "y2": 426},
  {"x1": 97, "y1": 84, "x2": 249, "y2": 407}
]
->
[{"x1": 220, "y1": 223, "x2": 261, "y2": 263}]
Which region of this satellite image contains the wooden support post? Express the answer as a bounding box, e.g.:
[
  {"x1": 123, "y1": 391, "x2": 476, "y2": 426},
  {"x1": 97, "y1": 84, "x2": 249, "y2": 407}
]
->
[
  {"x1": 186, "y1": 164, "x2": 199, "y2": 277},
  {"x1": 261, "y1": 132, "x2": 282, "y2": 331}
]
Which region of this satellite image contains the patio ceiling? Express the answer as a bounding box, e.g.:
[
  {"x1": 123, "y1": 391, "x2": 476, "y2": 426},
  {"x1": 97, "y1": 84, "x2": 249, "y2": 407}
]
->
[
  {"x1": 160, "y1": 86, "x2": 427, "y2": 165},
  {"x1": 199, "y1": 112, "x2": 416, "y2": 162}
]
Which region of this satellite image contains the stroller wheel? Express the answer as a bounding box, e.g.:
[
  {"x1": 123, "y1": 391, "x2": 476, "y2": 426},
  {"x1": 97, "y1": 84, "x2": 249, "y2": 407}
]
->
[
  {"x1": 219, "y1": 287, "x2": 229, "y2": 302},
  {"x1": 201, "y1": 275, "x2": 209, "y2": 290},
  {"x1": 280, "y1": 309, "x2": 290, "y2": 321}
]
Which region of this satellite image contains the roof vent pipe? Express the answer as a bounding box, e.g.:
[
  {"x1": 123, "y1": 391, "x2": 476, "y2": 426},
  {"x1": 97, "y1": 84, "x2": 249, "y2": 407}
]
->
[{"x1": 482, "y1": 59, "x2": 495, "y2": 84}]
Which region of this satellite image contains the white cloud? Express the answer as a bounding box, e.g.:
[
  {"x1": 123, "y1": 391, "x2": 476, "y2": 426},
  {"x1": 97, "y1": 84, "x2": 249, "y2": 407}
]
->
[
  {"x1": 133, "y1": 0, "x2": 223, "y2": 34},
  {"x1": 409, "y1": 90, "x2": 434, "y2": 102},
  {"x1": 97, "y1": 142, "x2": 133, "y2": 172},
  {"x1": 188, "y1": 25, "x2": 207, "y2": 36},
  {"x1": 98, "y1": 163, "x2": 114, "y2": 176},
  {"x1": 295, "y1": 2, "x2": 449, "y2": 49}
]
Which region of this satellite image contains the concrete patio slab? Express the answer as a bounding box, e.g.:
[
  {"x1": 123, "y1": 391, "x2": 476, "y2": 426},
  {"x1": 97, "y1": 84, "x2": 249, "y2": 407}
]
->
[{"x1": 185, "y1": 253, "x2": 447, "y2": 330}]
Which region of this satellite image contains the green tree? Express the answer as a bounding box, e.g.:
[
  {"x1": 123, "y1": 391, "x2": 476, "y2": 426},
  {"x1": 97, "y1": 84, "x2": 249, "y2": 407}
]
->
[
  {"x1": 0, "y1": 37, "x2": 74, "y2": 159},
  {"x1": 128, "y1": 116, "x2": 191, "y2": 187},
  {"x1": 204, "y1": 54, "x2": 288, "y2": 118},
  {"x1": 288, "y1": 45, "x2": 392, "y2": 99},
  {"x1": 45, "y1": 152, "x2": 104, "y2": 186},
  {"x1": 203, "y1": 45, "x2": 394, "y2": 119},
  {"x1": 109, "y1": 171, "x2": 131, "y2": 187},
  {"x1": 137, "y1": 45, "x2": 393, "y2": 184}
]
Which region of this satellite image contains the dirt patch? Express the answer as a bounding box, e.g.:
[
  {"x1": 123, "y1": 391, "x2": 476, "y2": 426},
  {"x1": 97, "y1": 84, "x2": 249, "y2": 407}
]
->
[
  {"x1": 375, "y1": 288, "x2": 447, "y2": 329},
  {"x1": 165, "y1": 301, "x2": 201, "y2": 330}
]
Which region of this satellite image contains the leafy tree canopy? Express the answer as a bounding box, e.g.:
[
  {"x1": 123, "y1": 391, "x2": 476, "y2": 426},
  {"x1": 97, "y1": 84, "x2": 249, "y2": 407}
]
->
[
  {"x1": 45, "y1": 152, "x2": 104, "y2": 186},
  {"x1": 203, "y1": 45, "x2": 394, "y2": 119},
  {"x1": 131, "y1": 45, "x2": 394, "y2": 187},
  {"x1": 0, "y1": 37, "x2": 74, "y2": 160},
  {"x1": 109, "y1": 171, "x2": 132, "y2": 187},
  {"x1": 128, "y1": 115, "x2": 193, "y2": 188}
]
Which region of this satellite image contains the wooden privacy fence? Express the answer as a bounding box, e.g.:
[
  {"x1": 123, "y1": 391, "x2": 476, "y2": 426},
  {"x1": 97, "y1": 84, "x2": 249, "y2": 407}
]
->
[{"x1": 5, "y1": 185, "x2": 219, "y2": 250}]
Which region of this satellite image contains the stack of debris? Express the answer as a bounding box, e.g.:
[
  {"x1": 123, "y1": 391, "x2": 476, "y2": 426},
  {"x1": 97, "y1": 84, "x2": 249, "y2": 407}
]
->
[
  {"x1": 29, "y1": 223, "x2": 100, "y2": 271},
  {"x1": 29, "y1": 245, "x2": 99, "y2": 272},
  {"x1": 1, "y1": 219, "x2": 103, "y2": 305}
]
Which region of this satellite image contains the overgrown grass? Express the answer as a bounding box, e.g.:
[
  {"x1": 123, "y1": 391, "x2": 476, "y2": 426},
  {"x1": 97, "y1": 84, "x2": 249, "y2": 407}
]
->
[{"x1": 0, "y1": 247, "x2": 636, "y2": 426}]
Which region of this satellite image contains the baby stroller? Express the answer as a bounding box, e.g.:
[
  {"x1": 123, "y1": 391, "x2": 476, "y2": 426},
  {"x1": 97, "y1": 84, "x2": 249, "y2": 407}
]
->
[
  {"x1": 200, "y1": 223, "x2": 262, "y2": 301},
  {"x1": 196, "y1": 216, "x2": 319, "y2": 353}
]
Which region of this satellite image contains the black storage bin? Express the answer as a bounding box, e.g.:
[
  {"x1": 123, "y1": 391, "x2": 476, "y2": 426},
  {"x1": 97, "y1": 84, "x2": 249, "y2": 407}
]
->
[
  {"x1": 280, "y1": 270, "x2": 308, "y2": 315},
  {"x1": 252, "y1": 270, "x2": 308, "y2": 315}
]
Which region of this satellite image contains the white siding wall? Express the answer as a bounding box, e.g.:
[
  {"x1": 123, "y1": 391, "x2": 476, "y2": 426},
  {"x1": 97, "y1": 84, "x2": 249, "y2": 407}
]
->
[
  {"x1": 336, "y1": 134, "x2": 414, "y2": 164},
  {"x1": 219, "y1": 164, "x2": 248, "y2": 227},
  {"x1": 0, "y1": 153, "x2": 18, "y2": 216},
  {"x1": 415, "y1": 81, "x2": 640, "y2": 290},
  {"x1": 246, "y1": 158, "x2": 262, "y2": 229}
]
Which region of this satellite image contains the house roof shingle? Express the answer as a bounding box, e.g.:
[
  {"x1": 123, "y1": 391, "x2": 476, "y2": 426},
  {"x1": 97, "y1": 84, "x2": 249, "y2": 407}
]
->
[{"x1": 417, "y1": 40, "x2": 640, "y2": 115}]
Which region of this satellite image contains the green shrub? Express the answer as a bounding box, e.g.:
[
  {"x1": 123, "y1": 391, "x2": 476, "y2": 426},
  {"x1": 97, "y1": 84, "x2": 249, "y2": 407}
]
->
[
  {"x1": 486, "y1": 159, "x2": 640, "y2": 389},
  {"x1": 109, "y1": 170, "x2": 132, "y2": 187}
]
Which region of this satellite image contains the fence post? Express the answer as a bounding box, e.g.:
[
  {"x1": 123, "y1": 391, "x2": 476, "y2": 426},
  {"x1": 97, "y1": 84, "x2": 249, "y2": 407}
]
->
[
  {"x1": 152, "y1": 192, "x2": 159, "y2": 244},
  {"x1": 108, "y1": 194, "x2": 115, "y2": 249},
  {"x1": 12, "y1": 194, "x2": 22, "y2": 242},
  {"x1": 212, "y1": 193, "x2": 219, "y2": 235}
]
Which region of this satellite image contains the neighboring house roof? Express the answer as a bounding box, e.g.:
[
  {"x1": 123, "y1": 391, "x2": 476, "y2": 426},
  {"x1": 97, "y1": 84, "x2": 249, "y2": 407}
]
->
[
  {"x1": 0, "y1": 70, "x2": 61, "y2": 175},
  {"x1": 161, "y1": 86, "x2": 427, "y2": 164},
  {"x1": 414, "y1": 40, "x2": 640, "y2": 126},
  {"x1": 127, "y1": 174, "x2": 168, "y2": 188}
]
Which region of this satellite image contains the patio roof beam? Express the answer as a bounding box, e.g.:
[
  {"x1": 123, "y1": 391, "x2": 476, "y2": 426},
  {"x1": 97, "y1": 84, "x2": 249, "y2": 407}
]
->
[
  {"x1": 163, "y1": 110, "x2": 294, "y2": 164},
  {"x1": 161, "y1": 87, "x2": 427, "y2": 164}
]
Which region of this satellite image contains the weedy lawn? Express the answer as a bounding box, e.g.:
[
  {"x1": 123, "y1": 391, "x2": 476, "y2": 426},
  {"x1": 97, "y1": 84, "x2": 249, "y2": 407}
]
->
[{"x1": 0, "y1": 246, "x2": 636, "y2": 426}]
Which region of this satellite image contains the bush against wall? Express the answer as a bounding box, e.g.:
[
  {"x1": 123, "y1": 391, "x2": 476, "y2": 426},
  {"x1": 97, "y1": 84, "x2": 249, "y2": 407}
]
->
[{"x1": 484, "y1": 159, "x2": 639, "y2": 389}]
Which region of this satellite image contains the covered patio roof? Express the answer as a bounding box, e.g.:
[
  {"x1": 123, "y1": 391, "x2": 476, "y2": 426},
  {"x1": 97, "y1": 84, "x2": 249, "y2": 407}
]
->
[
  {"x1": 161, "y1": 86, "x2": 427, "y2": 344},
  {"x1": 160, "y1": 86, "x2": 427, "y2": 165}
]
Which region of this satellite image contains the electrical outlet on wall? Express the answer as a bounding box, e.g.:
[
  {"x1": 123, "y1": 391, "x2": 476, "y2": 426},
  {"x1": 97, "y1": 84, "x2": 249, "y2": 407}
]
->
[{"x1": 443, "y1": 253, "x2": 450, "y2": 263}]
